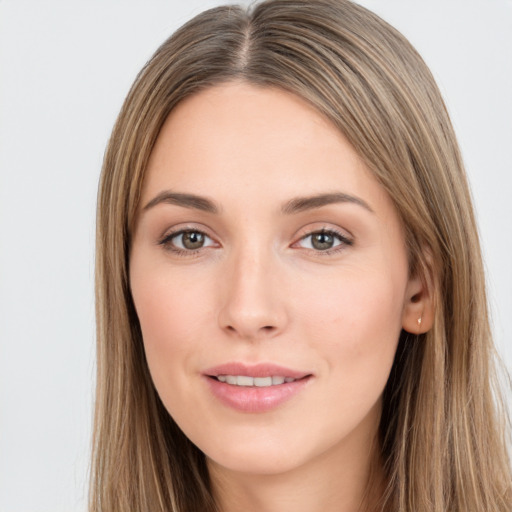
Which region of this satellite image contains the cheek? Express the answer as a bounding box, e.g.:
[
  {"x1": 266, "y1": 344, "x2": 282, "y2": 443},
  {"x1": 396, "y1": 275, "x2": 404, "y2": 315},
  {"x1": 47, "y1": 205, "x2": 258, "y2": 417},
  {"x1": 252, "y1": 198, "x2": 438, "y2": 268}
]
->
[
  {"x1": 134, "y1": 278, "x2": 184, "y2": 346},
  {"x1": 298, "y1": 267, "x2": 405, "y2": 386},
  {"x1": 285, "y1": 270, "x2": 404, "y2": 451},
  {"x1": 130, "y1": 269, "x2": 214, "y2": 439},
  {"x1": 303, "y1": 264, "x2": 403, "y2": 328},
  {"x1": 129, "y1": 263, "x2": 211, "y2": 383}
]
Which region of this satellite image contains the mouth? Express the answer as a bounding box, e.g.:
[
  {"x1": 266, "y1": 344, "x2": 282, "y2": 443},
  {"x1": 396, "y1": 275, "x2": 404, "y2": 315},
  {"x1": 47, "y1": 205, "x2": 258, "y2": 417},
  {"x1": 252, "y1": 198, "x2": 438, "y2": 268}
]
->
[
  {"x1": 203, "y1": 363, "x2": 313, "y2": 413},
  {"x1": 210, "y1": 375, "x2": 304, "y2": 387},
  {"x1": 203, "y1": 362, "x2": 311, "y2": 383}
]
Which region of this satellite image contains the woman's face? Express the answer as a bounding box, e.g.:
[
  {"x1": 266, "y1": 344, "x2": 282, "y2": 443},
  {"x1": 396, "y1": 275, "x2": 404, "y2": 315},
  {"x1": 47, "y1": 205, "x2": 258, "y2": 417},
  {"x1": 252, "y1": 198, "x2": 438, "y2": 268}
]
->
[{"x1": 130, "y1": 82, "x2": 425, "y2": 477}]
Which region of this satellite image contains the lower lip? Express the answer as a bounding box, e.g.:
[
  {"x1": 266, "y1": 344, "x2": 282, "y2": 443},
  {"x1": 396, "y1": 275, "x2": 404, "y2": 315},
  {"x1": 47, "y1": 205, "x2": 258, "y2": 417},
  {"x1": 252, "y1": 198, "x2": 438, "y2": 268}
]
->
[{"x1": 204, "y1": 376, "x2": 312, "y2": 413}]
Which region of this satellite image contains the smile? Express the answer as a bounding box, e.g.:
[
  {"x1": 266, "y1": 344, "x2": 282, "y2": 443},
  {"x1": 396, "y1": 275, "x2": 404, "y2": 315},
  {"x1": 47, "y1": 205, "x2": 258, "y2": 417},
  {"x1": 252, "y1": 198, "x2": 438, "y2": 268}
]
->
[
  {"x1": 203, "y1": 363, "x2": 312, "y2": 413},
  {"x1": 215, "y1": 375, "x2": 297, "y2": 386}
]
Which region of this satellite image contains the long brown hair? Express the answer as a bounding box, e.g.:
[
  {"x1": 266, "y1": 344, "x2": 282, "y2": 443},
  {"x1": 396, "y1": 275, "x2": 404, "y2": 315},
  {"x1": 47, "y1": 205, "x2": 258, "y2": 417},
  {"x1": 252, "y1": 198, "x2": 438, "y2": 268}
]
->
[{"x1": 91, "y1": 1, "x2": 511, "y2": 510}]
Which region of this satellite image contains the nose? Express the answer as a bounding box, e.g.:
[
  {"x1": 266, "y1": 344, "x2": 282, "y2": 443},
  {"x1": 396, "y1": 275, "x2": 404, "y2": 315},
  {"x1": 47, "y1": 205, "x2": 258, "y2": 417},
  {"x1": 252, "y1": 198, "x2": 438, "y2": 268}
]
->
[{"x1": 217, "y1": 244, "x2": 288, "y2": 341}]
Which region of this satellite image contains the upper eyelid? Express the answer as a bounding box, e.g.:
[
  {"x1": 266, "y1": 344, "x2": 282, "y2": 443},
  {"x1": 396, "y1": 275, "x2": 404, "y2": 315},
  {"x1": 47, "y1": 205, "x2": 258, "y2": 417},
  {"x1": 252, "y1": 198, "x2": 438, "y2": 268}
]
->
[
  {"x1": 164, "y1": 228, "x2": 211, "y2": 241},
  {"x1": 158, "y1": 224, "x2": 214, "y2": 243},
  {"x1": 294, "y1": 225, "x2": 353, "y2": 242}
]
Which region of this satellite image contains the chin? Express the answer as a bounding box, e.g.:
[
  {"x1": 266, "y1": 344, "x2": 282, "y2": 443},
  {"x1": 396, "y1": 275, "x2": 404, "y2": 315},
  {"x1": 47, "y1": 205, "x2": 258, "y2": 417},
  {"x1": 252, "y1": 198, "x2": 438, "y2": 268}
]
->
[
  {"x1": 205, "y1": 443, "x2": 307, "y2": 476},
  {"x1": 189, "y1": 399, "x2": 384, "y2": 480}
]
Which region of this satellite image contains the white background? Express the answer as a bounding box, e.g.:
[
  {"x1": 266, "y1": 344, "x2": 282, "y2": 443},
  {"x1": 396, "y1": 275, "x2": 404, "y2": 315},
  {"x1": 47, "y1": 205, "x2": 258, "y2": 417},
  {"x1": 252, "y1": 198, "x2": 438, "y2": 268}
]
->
[{"x1": 0, "y1": 1, "x2": 510, "y2": 511}]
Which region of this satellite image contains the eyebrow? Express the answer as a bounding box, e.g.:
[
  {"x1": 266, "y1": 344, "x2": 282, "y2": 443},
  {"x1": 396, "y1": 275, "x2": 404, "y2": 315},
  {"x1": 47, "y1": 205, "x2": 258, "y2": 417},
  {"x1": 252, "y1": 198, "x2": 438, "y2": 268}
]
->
[
  {"x1": 143, "y1": 191, "x2": 220, "y2": 214},
  {"x1": 282, "y1": 192, "x2": 374, "y2": 215},
  {"x1": 143, "y1": 190, "x2": 373, "y2": 216}
]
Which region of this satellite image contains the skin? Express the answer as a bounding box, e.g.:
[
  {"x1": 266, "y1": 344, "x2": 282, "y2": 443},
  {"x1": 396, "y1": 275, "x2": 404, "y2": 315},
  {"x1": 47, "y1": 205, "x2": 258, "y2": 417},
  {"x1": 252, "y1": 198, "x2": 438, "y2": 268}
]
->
[{"x1": 130, "y1": 82, "x2": 432, "y2": 512}]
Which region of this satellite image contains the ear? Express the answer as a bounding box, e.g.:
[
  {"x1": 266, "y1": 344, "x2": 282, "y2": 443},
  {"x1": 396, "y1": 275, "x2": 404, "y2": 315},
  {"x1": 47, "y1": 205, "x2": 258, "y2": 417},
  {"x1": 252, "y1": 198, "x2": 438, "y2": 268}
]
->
[{"x1": 402, "y1": 268, "x2": 435, "y2": 335}]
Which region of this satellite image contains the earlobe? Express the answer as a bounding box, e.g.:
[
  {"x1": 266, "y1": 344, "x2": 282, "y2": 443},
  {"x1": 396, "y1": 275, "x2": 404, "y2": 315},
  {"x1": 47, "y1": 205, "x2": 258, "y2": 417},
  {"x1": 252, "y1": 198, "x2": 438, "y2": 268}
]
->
[{"x1": 401, "y1": 271, "x2": 435, "y2": 334}]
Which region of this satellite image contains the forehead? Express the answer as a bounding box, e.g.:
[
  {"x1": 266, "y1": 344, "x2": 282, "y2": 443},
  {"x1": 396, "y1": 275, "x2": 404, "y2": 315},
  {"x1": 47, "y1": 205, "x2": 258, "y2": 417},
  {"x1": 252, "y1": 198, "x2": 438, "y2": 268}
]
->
[{"x1": 141, "y1": 81, "x2": 390, "y2": 215}]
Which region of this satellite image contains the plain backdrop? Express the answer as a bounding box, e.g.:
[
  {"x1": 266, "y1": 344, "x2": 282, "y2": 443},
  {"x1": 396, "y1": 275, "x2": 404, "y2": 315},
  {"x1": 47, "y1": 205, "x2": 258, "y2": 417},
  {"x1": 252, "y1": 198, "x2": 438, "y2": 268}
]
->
[{"x1": 0, "y1": 1, "x2": 511, "y2": 511}]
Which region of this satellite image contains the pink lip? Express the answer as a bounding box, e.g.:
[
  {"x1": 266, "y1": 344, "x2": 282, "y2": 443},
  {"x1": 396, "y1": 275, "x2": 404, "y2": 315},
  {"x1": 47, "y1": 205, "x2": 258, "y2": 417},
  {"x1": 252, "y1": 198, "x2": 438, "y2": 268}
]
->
[
  {"x1": 203, "y1": 362, "x2": 309, "y2": 379},
  {"x1": 202, "y1": 362, "x2": 312, "y2": 413}
]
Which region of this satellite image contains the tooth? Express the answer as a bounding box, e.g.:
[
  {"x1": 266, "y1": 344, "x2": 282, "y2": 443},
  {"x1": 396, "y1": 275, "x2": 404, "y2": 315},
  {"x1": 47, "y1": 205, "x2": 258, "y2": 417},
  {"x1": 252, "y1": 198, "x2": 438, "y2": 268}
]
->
[
  {"x1": 222, "y1": 375, "x2": 293, "y2": 387},
  {"x1": 236, "y1": 375, "x2": 254, "y2": 386},
  {"x1": 254, "y1": 377, "x2": 272, "y2": 387}
]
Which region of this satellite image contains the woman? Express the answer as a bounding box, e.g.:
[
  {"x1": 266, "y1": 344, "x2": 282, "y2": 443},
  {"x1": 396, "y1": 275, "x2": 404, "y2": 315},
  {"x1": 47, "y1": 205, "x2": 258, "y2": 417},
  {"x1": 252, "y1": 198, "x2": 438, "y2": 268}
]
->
[{"x1": 90, "y1": 0, "x2": 511, "y2": 510}]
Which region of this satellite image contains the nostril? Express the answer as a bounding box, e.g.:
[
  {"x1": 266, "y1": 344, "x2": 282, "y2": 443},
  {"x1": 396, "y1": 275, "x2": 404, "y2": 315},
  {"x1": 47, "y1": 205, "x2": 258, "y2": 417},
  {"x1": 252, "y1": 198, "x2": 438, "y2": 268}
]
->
[{"x1": 223, "y1": 324, "x2": 278, "y2": 337}]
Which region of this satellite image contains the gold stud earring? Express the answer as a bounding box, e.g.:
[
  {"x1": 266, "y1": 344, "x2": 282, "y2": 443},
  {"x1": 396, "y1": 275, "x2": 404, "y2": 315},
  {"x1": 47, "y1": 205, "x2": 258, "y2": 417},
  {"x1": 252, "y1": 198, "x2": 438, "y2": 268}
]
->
[{"x1": 417, "y1": 317, "x2": 422, "y2": 327}]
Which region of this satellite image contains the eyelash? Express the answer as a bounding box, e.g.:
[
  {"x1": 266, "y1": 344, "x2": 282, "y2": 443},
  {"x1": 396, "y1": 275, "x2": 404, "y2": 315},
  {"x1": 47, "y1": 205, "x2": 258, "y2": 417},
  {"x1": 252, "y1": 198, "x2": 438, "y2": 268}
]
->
[
  {"x1": 296, "y1": 228, "x2": 353, "y2": 255},
  {"x1": 158, "y1": 227, "x2": 353, "y2": 257},
  {"x1": 158, "y1": 228, "x2": 215, "y2": 257}
]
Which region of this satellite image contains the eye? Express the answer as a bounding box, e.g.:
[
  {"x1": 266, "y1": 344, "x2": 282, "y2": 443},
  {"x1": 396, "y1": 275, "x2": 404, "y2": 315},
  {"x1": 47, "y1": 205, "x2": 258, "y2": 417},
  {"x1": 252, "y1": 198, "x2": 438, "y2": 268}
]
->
[
  {"x1": 296, "y1": 229, "x2": 352, "y2": 252},
  {"x1": 160, "y1": 229, "x2": 216, "y2": 252}
]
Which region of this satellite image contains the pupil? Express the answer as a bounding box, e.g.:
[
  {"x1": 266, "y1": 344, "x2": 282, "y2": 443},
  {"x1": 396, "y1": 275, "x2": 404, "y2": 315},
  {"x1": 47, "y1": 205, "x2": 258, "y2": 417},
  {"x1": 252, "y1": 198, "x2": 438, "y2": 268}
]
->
[
  {"x1": 312, "y1": 232, "x2": 333, "y2": 250},
  {"x1": 183, "y1": 231, "x2": 204, "y2": 249}
]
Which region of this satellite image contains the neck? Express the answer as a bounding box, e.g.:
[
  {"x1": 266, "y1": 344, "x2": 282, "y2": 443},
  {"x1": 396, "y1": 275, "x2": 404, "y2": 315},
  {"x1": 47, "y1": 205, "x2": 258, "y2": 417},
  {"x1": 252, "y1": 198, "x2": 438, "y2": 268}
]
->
[{"x1": 208, "y1": 427, "x2": 385, "y2": 512}]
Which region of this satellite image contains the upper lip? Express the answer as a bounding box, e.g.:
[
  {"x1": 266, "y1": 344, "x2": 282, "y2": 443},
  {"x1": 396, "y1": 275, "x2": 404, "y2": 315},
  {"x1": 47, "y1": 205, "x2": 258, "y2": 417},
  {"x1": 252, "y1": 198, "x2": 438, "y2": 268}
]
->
[{"x1": 203, "y1": 362, "x2": 311, "y2": 379}]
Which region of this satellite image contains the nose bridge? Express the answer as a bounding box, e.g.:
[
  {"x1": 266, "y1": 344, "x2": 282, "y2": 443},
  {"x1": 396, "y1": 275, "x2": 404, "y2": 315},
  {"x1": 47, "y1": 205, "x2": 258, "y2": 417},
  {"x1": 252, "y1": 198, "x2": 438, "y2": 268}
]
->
[{"x1": 218, "y1": 237, "x2": 286, "y2": 339}]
